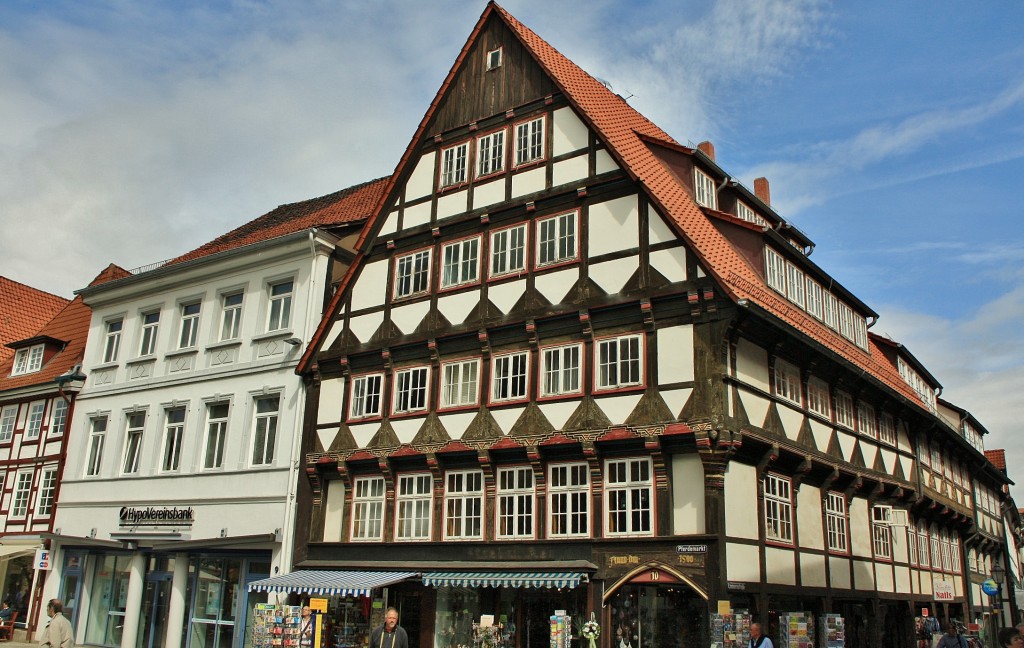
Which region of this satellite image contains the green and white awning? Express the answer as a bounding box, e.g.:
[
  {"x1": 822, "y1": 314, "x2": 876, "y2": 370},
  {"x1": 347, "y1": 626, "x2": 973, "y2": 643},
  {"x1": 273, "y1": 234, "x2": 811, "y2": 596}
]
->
[
  {"x1": 247, "y1": 570, "x2": 417, "y2": 597},
  {"x1": 422, "y1": 571, "x2": 586, "y2": 589}
]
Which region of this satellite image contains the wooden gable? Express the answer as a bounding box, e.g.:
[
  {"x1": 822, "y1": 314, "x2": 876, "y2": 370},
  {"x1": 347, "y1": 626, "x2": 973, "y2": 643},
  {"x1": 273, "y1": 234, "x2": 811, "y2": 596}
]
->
[{"x1": 430, "y1": 14, "x2": 558, "y2": 135}]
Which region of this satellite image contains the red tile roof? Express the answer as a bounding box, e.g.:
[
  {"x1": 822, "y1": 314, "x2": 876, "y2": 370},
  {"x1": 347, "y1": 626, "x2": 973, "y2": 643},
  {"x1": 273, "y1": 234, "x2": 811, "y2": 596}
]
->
[
  {"x1": 302, "y1": 3, "x2": 936, "y2": 416},
  {"x1": 0, "y1": 277, "x2": 70, "y2": 367},
  {"x1": 169, "y1": 178, "x2": 389, "y2": 266},
  {"x1": 986, "y1": 449, "x2": 1007, "y2": 471},
  {"x1": 0, "y1": 266, "x2": 127, "y2": 393}
]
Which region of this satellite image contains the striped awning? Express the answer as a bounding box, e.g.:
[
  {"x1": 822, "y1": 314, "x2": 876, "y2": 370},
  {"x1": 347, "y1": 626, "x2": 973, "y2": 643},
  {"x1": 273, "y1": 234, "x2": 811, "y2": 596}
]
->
[
  {"x1": 247, "y1": 570, "x2": 417, "y2": 596},
  {"x1": 422, "y1": 571, "x2": 586, "y2": 589}
]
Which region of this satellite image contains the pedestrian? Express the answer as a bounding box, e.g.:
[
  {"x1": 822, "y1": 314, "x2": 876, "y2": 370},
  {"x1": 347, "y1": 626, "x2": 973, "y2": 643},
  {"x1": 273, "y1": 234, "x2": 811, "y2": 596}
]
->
[
  {"x1": 999, "y1": 628, "x2": 1024, "y2": 648},
  {"x1": 368, "y1": 607, "x2": 408, "y2": 648},
  {"x1": 935, "y1": 623, "x2": 968, "y2": 648},
  {"x1": 300, "y1": 605, "x2": 314, "y2": 647},
  {"x1": 750, "y1": 623, "x2": 774, "y2": 648},
  {"x1": 37, "y1": 599, "x2": 74, "y2": 648}
]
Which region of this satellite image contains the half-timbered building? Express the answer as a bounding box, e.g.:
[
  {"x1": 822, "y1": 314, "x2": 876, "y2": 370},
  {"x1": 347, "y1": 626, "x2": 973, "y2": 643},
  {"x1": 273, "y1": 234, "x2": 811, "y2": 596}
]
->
[{"x1": 284, "y1": 4, "x2": 1013, "y2": 648}]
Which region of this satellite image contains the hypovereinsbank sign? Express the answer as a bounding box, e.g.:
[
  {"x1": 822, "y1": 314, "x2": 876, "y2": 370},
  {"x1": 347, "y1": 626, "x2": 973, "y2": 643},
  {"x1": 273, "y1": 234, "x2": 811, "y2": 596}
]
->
[{"x1": 119, "y1": 506, "x2": 195, "y2": 528}]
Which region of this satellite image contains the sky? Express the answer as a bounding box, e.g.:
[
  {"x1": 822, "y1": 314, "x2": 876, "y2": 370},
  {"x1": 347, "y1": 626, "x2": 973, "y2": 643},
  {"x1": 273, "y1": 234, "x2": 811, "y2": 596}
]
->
[{"x1": 2, "y1": 1, "x2": 1022, "y2": 498}]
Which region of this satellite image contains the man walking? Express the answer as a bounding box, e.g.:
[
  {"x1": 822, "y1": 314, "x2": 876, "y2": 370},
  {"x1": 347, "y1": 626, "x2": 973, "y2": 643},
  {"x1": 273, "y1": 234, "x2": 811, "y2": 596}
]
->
[
  {"x1": 369, "y1": 607, "x2": 407, "y2": 648},
  {"x1": 38, "y1": 599, "x2": 74, "y2": 648}
]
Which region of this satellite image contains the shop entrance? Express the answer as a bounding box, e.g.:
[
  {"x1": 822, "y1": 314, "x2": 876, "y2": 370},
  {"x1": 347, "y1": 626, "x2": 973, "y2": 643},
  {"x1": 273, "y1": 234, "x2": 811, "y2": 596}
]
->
[
  {"x1": 139, "y1": 571, "x2": 172, "y2": 648},
  {"x1": 604, "y1": 566, "x2": 707, "y2": 648}
]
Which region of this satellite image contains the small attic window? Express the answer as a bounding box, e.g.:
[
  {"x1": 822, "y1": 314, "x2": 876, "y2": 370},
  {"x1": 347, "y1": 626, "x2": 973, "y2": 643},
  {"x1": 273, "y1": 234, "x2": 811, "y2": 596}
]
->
[{"x1": 486, "y1": 47, "x2": 503, "y2": 71}]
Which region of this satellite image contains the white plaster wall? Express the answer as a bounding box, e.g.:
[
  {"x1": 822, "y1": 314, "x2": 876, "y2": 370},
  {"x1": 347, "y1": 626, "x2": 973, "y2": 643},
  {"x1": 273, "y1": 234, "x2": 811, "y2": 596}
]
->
[
  {"x1": 797, "y1": 485, "x2": 824, "y2": 550},
  {"x1": 849, "y1": 497, "x2": 871, "y2": 557},
  {"x1": 552, "y1": 107, "x2": 589, "y2": 155},
  {"x1": 650, "y1": 248, "x2": 687, "y2": 283},
  {"x1": 437, "y1": 291, "x2": 481, "y2": 327},
  {"x1": 829, "y1": 556, "x2": 851, "y2": 590},
  {"x1": 437, "y1": 189, "x2": 468, "y2": 220},
  {"x1": 489, "y1": 279, "x2": 527, "y2": 314},
  {"x1": 737, "y1": 391, "x2": 769, "y2": 431},
  {"x1": 317, "y1": 377, "x2": 346, "y2": 426},
  {"x1": 390, "y1": 300, "x2": 431, "y2": 336},
  {"x1": 649, "y1": 207, "x2": 676, "y2": 244},
  {"x1": 727, "y1": 542, "x2": 760, "y2": 583},
  {"x1": 657, "y1": 325, "x2": 694, "y2": 385},
  {"x1": 349, "y1": 312, "x2": 384, "y2": 344},
  {"x1": 511, "y1": 167, "x2": 545, "y2": 198},
  {"x1": 595, "y1": 394, "x2": 643, "y2": 425},
  {"x1": 671, "y1": 454, "x2": 705, "y2": 535},
  {"x1": 589, "y1": 257, "x2": 637, "y2": 294},
  {"x1": 534, "y1": 268, "x2": 577, "y2": 305},
  {"x1": 765, "y1": 546, "x2": 796, "y2": 585},
  {"x1": 405, "y1": 153, "x2": 435, "y2": 202},
  {"x1": 595, "y1": 149, "x2": 618, "y2": 174},
  {"x1": 778, "y1": 404, "x2": 803, "y2": 442},
  {"x1": 553, "y1": 156, "x2": 589, "y2": 188},
  {"x1": 350, "y1": 260, "x2": 389, "y2": 312},
  {"x1": 403, "y1": 201, "x2": 432, "y2": 230},
  {"x1": 734, "y1": 338, "x2": 769, "y2": 390},
  {"x1": 473, "y1": 178, "x2": 505, "y2": 209},
  {"x1": 875, "y1": 563, "x2": 895, "y2": 592},
  {"x1": 323, "y1": 480, "x2": 346, "y2": 542},
  {"x1": 800, "y1": 553, "x2": 827, "y2": 587},
  {"x1": 724, "y1": 461, "x2": 758, "y2": 540},
  {"x1": 379, "y1": 210, "x2": 399, "y2": 237},
  {"x1": 853, "y1": 559, "x2": 875, "y2": 590},
  {"x1": 588, "y1": 195, "x2": 639, "y2": 258}
]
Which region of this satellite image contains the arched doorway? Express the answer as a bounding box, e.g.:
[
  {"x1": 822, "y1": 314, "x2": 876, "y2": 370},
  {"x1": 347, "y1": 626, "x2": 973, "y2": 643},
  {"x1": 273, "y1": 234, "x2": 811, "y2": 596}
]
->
[{"x1": 603, "y1": 563, "x2": 707, "y2": 648}]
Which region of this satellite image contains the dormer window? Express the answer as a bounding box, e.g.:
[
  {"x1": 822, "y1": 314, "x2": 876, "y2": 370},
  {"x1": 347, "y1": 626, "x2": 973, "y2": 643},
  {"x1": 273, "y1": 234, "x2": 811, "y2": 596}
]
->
[
  {"x1": 693, "y1": 168, "x2": 717, "y2": 209},
  {"x1": 11, "y1": 344, "x2": 44, "y2": 376},
  {"x1": 737, "y1": 201, "x2": 766, "y2": 226},
  {"x1": 486, "y1": 47, "x2": 503, "y2": 71}
]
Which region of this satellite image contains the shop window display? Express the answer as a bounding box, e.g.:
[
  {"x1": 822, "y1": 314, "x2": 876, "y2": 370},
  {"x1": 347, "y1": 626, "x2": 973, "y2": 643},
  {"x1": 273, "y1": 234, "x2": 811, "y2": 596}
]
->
[
  {"x1": 608, "y1": 584, "x2": 704, "y2": 648},
  {"x1": 191, "y1": 557, "x2": 240, "y2": 648},
  {"x1": 85, "y1": 554, "x2": 132, "y2": 646}
]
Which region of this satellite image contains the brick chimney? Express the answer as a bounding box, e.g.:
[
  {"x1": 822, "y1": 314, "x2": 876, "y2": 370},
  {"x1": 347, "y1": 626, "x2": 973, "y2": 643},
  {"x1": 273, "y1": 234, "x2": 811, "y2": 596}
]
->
[
  {"x1": 754, "y1": 177, "x2": 771, "y2": 206},
  {"x1": 697, "y1": 140, "x2": 715, "y2": 162}
]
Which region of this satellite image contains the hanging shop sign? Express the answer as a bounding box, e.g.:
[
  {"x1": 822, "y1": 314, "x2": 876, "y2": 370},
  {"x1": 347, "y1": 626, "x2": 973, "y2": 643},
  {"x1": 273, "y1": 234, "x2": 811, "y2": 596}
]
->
[
  {"x1": 119, "y1": 506, "x2": 195, "y2": 528},
  {"x1": 981, "y1": 579, "x2": 999, "y2": 596},
  {"x1": 934, "y1": 580, "x2": 955, "y2": 601}
]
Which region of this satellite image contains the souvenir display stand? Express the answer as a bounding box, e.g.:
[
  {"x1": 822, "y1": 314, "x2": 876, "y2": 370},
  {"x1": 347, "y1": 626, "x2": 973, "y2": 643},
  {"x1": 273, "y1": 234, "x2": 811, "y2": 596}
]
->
[
  {"x1": 550, "y1": 612, "x2": 572, "y2": 648},
  {"x1": 710, "y1": 613, "x2": 752, "y2": 648},
  {"x1": 253, "y1": 603, "x2": 303, "y2": 647},
  {"x1": 778, "y1": 612, "x2": 814, "y2": 648},
  {"x1": 820, "y1": 614, "x2": 845, "y2": 648}
]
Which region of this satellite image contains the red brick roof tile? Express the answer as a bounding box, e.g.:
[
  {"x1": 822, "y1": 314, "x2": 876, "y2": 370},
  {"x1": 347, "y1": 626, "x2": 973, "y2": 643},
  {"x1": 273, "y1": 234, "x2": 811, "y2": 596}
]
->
[
  {"x1": 986, "y1": 449, "x2": 1007, "y2": 471},
  {"x1": 0, "y1": 277, "x2": 70, "y2": 367},
  {"x1": 169, "y1": 178, "x2": 388, "y2": 266}
]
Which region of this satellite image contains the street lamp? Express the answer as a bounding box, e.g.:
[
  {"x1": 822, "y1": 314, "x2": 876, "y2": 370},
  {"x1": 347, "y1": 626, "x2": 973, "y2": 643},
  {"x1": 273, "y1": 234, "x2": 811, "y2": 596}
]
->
[{"x1": 992, "y1": 563, "x2": 1006, "y2": 619}]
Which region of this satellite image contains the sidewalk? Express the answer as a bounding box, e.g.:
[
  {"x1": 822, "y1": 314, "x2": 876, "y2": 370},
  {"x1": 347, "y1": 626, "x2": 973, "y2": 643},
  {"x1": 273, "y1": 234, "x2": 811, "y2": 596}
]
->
[{"x1": 3, "y1": 628, "x2": 34, "y2": 647}]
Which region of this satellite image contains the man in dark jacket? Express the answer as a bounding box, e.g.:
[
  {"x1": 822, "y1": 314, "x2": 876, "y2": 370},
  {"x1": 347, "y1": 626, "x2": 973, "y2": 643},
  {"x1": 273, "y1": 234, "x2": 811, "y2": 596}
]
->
[{"x1": 369, "y1": 607, "x2": 408, "y2": 648}]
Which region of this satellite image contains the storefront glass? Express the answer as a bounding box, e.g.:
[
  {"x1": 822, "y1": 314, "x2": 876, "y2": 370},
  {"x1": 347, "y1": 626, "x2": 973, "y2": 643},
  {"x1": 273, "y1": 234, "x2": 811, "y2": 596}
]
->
[
  {"x1": 608, "y1": 584, "x2": 705, "y2": 648},
  {"x1": 58, "y1": 552, "x2": 86, "y2": 628},
  {"x1": 435, "y1": 587, "x2": 481, "y2": 648},
  {"x1": 2, "y1": 555, "x2": 33, "y2": 625},
  {"x1": 85, "y1": 553, "x2": 132, "y2": 646},
  {"x1": 189, "y1": 557, "x2": 240, "y2": 648}
]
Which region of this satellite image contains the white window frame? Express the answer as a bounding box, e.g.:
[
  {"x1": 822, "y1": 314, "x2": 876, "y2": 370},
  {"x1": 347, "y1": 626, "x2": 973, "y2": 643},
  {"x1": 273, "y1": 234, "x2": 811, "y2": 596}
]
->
[
  {"x1": 178, "y1": 301, "x2": 201, "y2": 349},
  {"x1": 879, "y1": 413, "x2": 897, "y2": 446},
  {"x1": 489, "y1": 223, "x2": 528, "y2": 278},
  {"x1": 486, "y1": 47, "x2": 503, "y2": 70},
  {"x1": 393, "y1": 366, "x2": 429, "y2": 415},
  {"x1": 477, "y1": 129, "x2": 505, "y2": 177},
  {"x1": 440, "y1": 359, "x2": 480, "y2": 409},
  {"x1": 50, "y1": 398, "x2": 68, "y2": 437},
  {"x1": 220, "y1": 292, "x2": 243, "y2": 341},
  {"x1": 139, "y1": 310, "x2": 160, "y2": 356},
  {"x1": 85, "y1": 416, "x2": 107, "y2": 477},
  {"x1": 395, "y1": 473, "x2": 433, "y2": 541},
  {"x1": 350, "y1": 476, "x2": 386, "y2": 542},
  {"x1": 12, "y1": 344, "x2": 44, "y2": 376},
  {"x1": 394, "y1": 249, "x2": 432, "y2": 299},
  {"x1": 835, "y1": 391, "x2": 855, "y2": 429},
  {"x1": 440, "y1": 236, "x2": 481, "y2": 289},
  {"x1": 785, "y1": 262, "x2": 806, "y2": 309},
  {"x1": 202, "y1": 402, "x2": 230, "y2": 470},
  {"x1": 103, "y1": 319, "x2": 123, "y2": 363},
  {"x1": 266, "y1": 279, "x2": 294, "y2": 332},
  {"x1": 444, "y1": 470, "x2": 483, "y2": 541},
  {"x1": 349, "y1": 373, "x2": 384, "y2": 420},
  {"x1": 514, "y1": 116, "x2": 545, "y2": 166},
  {"x1": 536, "y1": 211, "x2": 578, "y2": 267},
  {"x1": 440, "y1": 141, "x2": 469, "y2": 187},
  {"x1": 806, "y1": 376, "x2": 831, "y2": 419},
  {"x1": 736, "y1": 200, "x2": 765, "y2": 225},
  {"x1": 496, "y1": 466, "x2": 535, "y2": 540},
  {"x1": 490, "y1": 351, "x2": 528, "y2": 403},
  {"x1": 825, "y1": 492, "x2": 848, "y2": 553},
  {"x1": 773, "y1": 359, "x2": 801, "y2": 406},
  {"x1": 0, "y1": 405, "x2": 17, "y2": 442},
  {"x1": 11, "y1": 471, "x2": 33, "y2": 518},
  {"x1": 763, "y1": 473, "x2": 793, "y2": 544},
  {"x1": 872, "y1": 505, "x2": 893, "y2": 560},
  {"x1": 122, "y1": 411, "x2": 146, "y2": 475},
  {"x1": 595, "y1": 334, "x2": 643, "y2": 391},
  {"x1": 857, "y1": 402, "x2": 877, "y2": 438},
  {"x1": 161, "y1": 407, "x2": 186, "y2": 472},
  {"x1": 539, "y1": 343, "x2": 583, "y2": 397},
  {"x1": 693, "y1": 168, "x2": 717, "y2": 209},
  {"x1": 605, "y1": 458, "x2": 653, "y2": 537},
  {"x1": 805, "y1": 278, "x2": 824, "y2": 319},
  {"x1": 35, "y1": 467, "x2": 58, "y2": 518},
  {"x1": 25, "y1": 401, "x2": 45, "y2": 440},
  {"x1": 823, "y1": 292, "x2": 839, "y2": 330},
  {"x1": 765, "y1": 247, "x2": 786, "y2": 294},
  {"x1": 250, "y1": 395, "x2": 280, "y2": 466},
  {"x1": 548, "y1": 462, "x2": 590, "y2": 538}
]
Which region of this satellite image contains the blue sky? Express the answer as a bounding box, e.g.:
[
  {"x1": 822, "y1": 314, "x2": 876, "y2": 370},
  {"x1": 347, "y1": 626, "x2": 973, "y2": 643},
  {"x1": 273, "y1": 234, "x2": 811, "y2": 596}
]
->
[{"x1": 2, "y1": 1, "x2": 1022, "y2": 497}]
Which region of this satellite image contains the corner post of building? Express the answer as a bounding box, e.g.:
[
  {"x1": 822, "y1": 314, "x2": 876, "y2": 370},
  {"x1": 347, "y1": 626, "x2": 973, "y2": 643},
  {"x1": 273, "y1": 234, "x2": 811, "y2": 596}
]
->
[
  {"x1": 119, "y1": 552, "x2": 146, "y2": 648},
  {"x1": 164, "y1": 552, "x2": 189, "y2": 648},
  {"x1": 699, "y1": 442, "x2": 732, "y2": 607}
]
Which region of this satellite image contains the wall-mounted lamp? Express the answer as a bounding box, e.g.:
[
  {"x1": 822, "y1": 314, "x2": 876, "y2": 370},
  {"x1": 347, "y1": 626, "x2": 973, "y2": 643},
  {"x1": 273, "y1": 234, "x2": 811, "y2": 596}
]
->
[
  {"x1": 283, "y1": 338, "x2": 303, "y2": 347},
  {"x1": 54, "y1": 364, "x2": 87, "y2": 403}
]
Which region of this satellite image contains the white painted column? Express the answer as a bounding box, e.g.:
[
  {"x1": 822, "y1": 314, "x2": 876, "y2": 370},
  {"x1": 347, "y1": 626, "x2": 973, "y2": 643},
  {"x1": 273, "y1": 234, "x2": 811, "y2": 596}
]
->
[
  {"x1": 119, "y1": 553, "x2": 146, "y2": 648},
  {"x1": 163, "y1": 554, "x2": 189, "y2": 648}
]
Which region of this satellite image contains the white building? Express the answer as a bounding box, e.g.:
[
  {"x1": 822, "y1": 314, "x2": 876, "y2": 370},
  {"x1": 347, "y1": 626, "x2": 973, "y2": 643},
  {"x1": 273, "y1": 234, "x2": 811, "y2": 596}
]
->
[{"x1": 46, "y1": 179, "x2": 385, "y2": 648}]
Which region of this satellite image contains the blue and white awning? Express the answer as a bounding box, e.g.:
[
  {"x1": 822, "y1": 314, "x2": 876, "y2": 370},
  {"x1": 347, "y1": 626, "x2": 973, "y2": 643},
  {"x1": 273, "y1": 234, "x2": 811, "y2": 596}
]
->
[
  {"x1": 422, "y1": 571, "x2": 587, "y2": 589},
  {"x1": 247, "y1": 570, "x2": 417, "y2": 597}
]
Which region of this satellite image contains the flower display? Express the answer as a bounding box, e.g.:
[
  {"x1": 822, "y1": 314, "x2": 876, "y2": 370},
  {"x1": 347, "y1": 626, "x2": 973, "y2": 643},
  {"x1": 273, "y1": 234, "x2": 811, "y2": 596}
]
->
[{"x1": 582, "y1": 613, "x2": 601, "y2": 648}]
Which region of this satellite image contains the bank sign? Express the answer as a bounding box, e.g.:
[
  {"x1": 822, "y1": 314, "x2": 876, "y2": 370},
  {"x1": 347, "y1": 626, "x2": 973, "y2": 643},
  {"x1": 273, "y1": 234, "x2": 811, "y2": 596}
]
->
[{"x1": 119, "y1": 506, "x2": 195, "y2": 528}]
